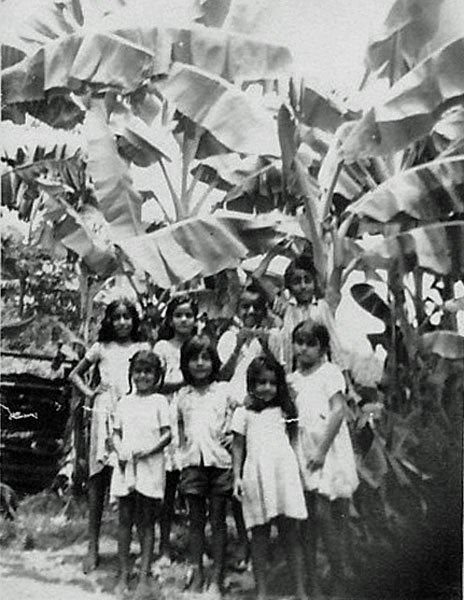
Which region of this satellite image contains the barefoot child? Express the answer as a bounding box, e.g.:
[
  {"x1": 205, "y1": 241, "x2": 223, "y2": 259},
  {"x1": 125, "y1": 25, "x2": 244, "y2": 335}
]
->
[
  {"x1": 177, "y1": 334, "x2": 236, "y2": 598},
  {"x1": 111, "y1": 350, "x2": 171, "y2": 597},
  {"x1": 69, "y1": 299, "x2": 149, "y2": 573},
  {"x1": 154, "y1": 293, "x2": 198, "y2": 562},
  {"x1": 231, "y1": 354, "x2": 308, "y2": 600},
  {"x1": 290, "y1": 321, "x2": 359, "y2": 596}
]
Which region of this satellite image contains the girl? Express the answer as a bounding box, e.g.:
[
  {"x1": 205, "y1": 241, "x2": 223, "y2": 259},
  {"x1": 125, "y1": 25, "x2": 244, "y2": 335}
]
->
[
  {"x1": 69, "y1": 299, "x2": 149, "y2": 573},
  {"x1": 231, "y1": 354, "x2": 308, "y2": 600},
  {"x1": 111, "y1": 350, "x2": 171, "y2": 597},
  {"x1": 177, "y1": 334, "x2": 236, "y2": 599},
  {"x1": 290, "y1": 321, "x2": 359, "y2": 596},
  {"x1": 276, "y1": 254, "x2": 349, "y2": 374},
  {"x1": 154, "y1": 294, "x2": 198, "y2": 563}
]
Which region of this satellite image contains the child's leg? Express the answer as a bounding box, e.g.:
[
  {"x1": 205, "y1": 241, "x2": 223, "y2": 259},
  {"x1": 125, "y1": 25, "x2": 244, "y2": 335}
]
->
[
  {"x1": 302, "y1": 491, "x2": 320, "y2": 593},
  {"x1": 276, "y1": 517, "x2": 308, "y2": 600},
  {"x1": 250, "y1": 523, "x2": 271, "y2": 600},
  {"x1": 231, "y1": 496, "x2": 250, "y2": 567},
  {"x1": 118, "y1": 493, "x2": 136, "y2": 586},
  {"x1": 186, "y1": 494, "x2": 207, "y2": 591},
  {"x1": 209, "y1": 494, "x2": 228, "y2": 591},
  {"x1": 332, "y1": 498, "x2": 352, "y2": 576},
  {"x1": 316, "y1": 494, "x2": 344, "y2": 592},
  {"x1": 83, "y1": 466, "x2": 111, "y2": 573},
  {"x1": 159, "y1": 470, "x2": 180, "y2": 559},
  {"x1": 135, "y1": 494, "x2": 160, "y2": 591}
]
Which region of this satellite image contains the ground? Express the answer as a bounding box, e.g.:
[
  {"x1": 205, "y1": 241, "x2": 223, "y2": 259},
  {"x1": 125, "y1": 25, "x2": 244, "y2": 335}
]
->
[{"x1": 0, "y1": 493, "x2": 290, "y2": 600}]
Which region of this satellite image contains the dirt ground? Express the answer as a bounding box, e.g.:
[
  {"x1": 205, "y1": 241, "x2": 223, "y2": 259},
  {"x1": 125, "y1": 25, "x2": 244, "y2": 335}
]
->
[{"x1": 0, "y1": 534, "x2": 260, "y2": 600}]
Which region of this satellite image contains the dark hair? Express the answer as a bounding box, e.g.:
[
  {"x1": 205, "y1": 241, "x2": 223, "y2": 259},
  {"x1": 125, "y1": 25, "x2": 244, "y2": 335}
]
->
[
  {"x1": 246, "y1": 353, "x2": 297, "y2": 435},
  {"x1": 98, "y1": 299, "x2": 140, "y2": 343},
  {"x1": 157, "y1": 294, "x2": 198, "y2": 340},
  {"x1": 292, "y1": 321, "x2": 331, "y2": 355},
  {"x1": 180, "y1": 334, "x2": 221, "y2": 386},
  {"x1": 284, "y1": 255, "x2": 319, "y2": 294},
  {"x1": 128, "y1": 350, "x2": 164, "y2": 393},
  {"x1": 239, "y1": 282, "x2": 268, "y2": 314}
]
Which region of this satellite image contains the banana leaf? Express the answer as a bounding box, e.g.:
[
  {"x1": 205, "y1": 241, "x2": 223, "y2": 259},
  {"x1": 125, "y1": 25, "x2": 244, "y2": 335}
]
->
[
  {"x1": 117, "y1": 211, "x2": 292, "y2": 288},
  {"x1": 346, "y1": 156, "x2": 464, "y2": 224},
  {"x1": 366, "y1": 0, "x2": 464, "y2": 82},
  {"x1": 350, "y1": 283, "x2": 391, "y2": 324},
  {"x1": 2, "y1": 2, "x2": 291, "y2": 108},
  {"x1": 419, "y1": 330, "x2": 464, "y2": 359},
  {"x1": 156, "y1": 63, "x2": 280, "y2": 156},
  {"x1": 82, "y1": 100, "x2": 143, "y2": 240},
  {"x1": 341, "y1": 37, "x2": 464, "y2": 160},
  {"x1": 362, "y1": 221, "x2": 464, "y2": 276}
]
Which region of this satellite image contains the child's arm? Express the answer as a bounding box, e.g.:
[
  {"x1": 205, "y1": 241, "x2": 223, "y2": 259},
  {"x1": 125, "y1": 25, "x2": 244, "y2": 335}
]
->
[
  {"x1": 69, "y1": 357, "x2": 97, "y2": 402},
  {"x1": 112, "y1": 427, "x2": 130, "y2": 469},
  {"x1": 308, "y1": 392, "x2": 345, "y2": 471},
  {"x1": 232, "y1": 432, "x2": 246, "y2": 500},
  {"x1": 218, "y1": 330, "x2": 249, "y2": 381},
  {"x1": 133, "y1": 426, "x2": 172, "y2": 459}
]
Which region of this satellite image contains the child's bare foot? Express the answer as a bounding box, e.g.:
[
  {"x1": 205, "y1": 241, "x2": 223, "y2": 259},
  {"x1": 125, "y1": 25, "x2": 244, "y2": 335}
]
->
[
  {"x1": 133, "y1": 577, "x2": 152, "y2": 600},
  {"x1": 114, "y1": 576, "x2": 131, "y2": 599},
  {"x1": 82, "y1": 551, "x2": 99, "y2": 574},
  {"x1": 205, "y1": 581, "x2": 223, "y2": 599},
  {"x1": 185, "y1": 566, "x2": 204, "y2": 592}
]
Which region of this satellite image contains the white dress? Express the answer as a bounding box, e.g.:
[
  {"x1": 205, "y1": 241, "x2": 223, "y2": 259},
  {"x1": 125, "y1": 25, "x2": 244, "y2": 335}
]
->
[
  {"x1": 290, "y1": 362, "x2": 359, "y2": 500},
  {"x1": 153, "y1": 339, "x2": 183, "y2": 472},
  {"x1": 84, "y1": 341, "x2": 149, "y2": 477},
  {"x1": 231, "y1": 406, "x2": 307, "y2": 529},
  {"x1": 110, "y1": 392, "x2": 170, "y2": 499}
]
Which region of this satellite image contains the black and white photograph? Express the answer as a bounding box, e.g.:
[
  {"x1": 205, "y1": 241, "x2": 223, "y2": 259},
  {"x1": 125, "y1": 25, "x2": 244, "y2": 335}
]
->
[{"x1": 0, "y1": 1, "x2": 463, "y2": 599}]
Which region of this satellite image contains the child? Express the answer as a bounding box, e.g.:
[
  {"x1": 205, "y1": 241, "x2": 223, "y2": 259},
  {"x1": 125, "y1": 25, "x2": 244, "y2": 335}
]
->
[
  {"x1": 111, "y1": 350, "x2": 171, "y2": 597},
  {"x1": 218, "y1": 282, "x2": 280, "y2": 569},
  {"x1": 177, "y1": 334, "x2": 236, "y2": 599},
  {"x1": 154, "y1": 293, "x2": 198, "y2": 562},
  {"x1": 69, "y1": 299, "x2": 149, "y2": 573},
  {"x1": 277, "y1": 254, "x2": 349, "y2": 374},
  {"x1": 290, "y1": 321, "x2": 359, "y2": 596},
  {"x1": 231, "y1": 354, "x2": 308, "y2": 600},
  {"x1": 218, "y1": 283, "x2": 279, "y2": 397}
]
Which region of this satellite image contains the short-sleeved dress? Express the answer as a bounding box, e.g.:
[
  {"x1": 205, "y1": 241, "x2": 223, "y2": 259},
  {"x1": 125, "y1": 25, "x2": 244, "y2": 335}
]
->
[
  {"x1": 85, "y1": 341, "x2": 149, "y2": 477},
  {"x1": 153, "y1": 338, "x2": 183, "y2": 472},
  {"x1": 110, "y1": 392, "x2": 170, "y2": 499},
  {"x1": 231, "y1": 406, "x2": 307, "y2": 529},
  {"x1": 290, "y1": 362, "x2": 359, "y2": 500}
]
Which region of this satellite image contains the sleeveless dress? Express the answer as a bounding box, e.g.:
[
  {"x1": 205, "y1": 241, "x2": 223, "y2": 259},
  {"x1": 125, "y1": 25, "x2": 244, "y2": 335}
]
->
[
  {"x1": 85, "y1": 341, "x2": 149, "y2": 478},
  {"x1": 231, "y1": 406, "x2": 307, "y2": 529},
  {"x1": 290, "y1": 362, "x2": 359, "y2": 499}
]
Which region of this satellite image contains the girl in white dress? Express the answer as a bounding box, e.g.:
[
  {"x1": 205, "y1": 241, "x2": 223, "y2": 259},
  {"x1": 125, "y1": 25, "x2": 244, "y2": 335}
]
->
[
  {"x1": 290, "y1": 321, "x2": 359, "y2": 597},
  {"x1": 231, "y1": 354, "x2": 308, "y2": 600},
  {"x1": 69, "y1": 299, "x2": 149, "y2": 573},
  {"x1": 111, "y1": 350, "x2": 171, "y2": 598},
  {"x1": 154, "y1": 293, "x2": 198, "y2": 562}
]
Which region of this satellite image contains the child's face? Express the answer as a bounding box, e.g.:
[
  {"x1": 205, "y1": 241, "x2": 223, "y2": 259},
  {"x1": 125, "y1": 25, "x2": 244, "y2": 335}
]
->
[
  {"x1": 112, "y1": 304, "x2": 133, "y2": 341},
  {"x1": 288, "y1": 269, "x2": 315, "y2": 305},
  {"x1": 172, "y1": 302, "x2": 195, "y2": 337},
  {"x1": 293, "y1": 336, "x2": 322, "y2": 368},
  {"x1": 252, "y1": 368, "x2": 277, "y2": 404},
  {"x1": 238, "y1": 291, "x2": 265, "y2": 328},
  {"x1": 132, "y1": 366, "x2": 157, "y2": 394},
  {"x1": 188, "y1": 349, "x2": 213, "y2": 384}
]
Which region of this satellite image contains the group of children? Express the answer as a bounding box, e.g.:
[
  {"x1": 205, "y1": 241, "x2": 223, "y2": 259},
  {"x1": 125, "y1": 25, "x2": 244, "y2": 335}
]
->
[{"x1": 69, "y1": 255, "x2": 359, "y2": 600}]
